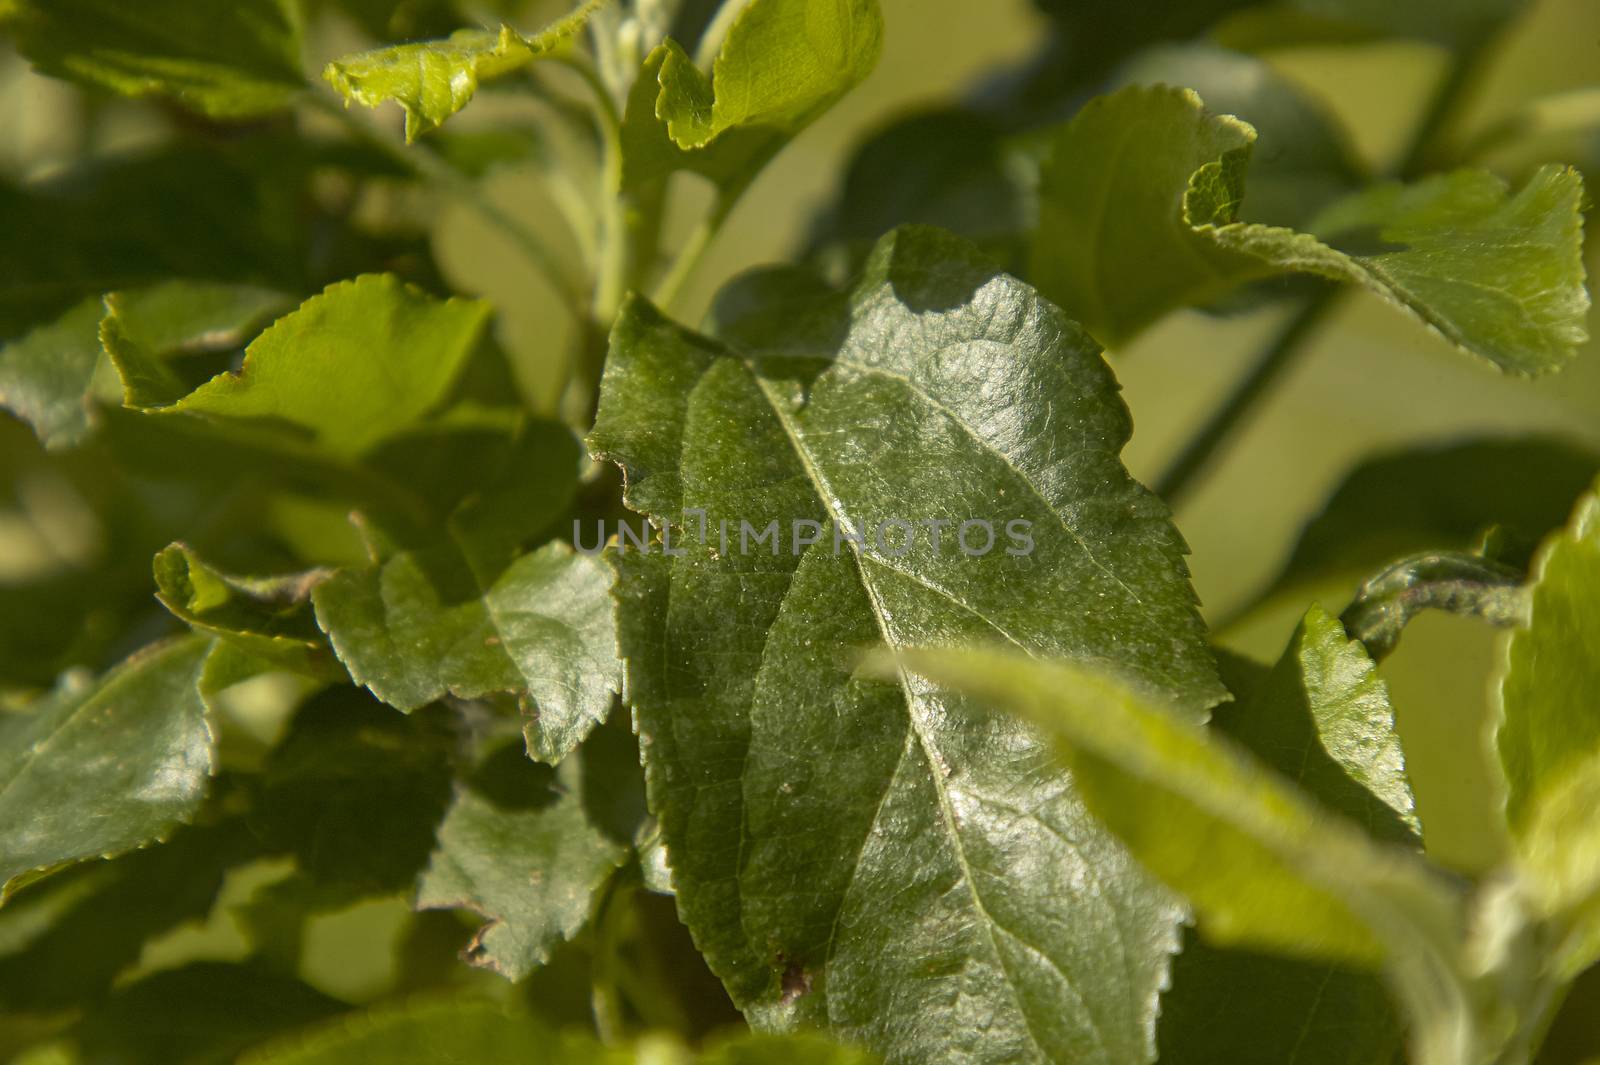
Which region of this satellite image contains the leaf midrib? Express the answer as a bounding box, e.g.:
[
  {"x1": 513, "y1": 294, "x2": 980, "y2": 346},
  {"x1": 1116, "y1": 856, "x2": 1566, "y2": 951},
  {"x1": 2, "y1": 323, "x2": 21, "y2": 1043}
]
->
[{"x1": 748, "y1": 369, "x2": 1088, "y2": 1064}]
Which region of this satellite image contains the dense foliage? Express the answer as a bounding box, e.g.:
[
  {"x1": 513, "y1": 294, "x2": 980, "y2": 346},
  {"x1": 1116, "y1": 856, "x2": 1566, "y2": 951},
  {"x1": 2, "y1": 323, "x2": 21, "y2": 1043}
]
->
[{"x1": 0, "y1": 0, "x2": 1596, "y2": 1062}]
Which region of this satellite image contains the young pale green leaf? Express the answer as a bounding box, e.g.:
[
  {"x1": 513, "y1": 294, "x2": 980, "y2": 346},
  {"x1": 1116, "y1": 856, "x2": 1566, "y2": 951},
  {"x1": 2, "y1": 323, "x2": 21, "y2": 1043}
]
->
[
  {"x1": 0, "y1": 636, "x2": 214, "y2": 901},
  {"x1": 314, "y1": 538, "x2": 619, "y2": 765},
  {"x1": 1497, "y1": 481, "x2": 1600, "y2": 969},
  {"x1": 657, "y1": 0, "x2": 882, "y2": 149},
  {"x1": 123, "y1": 275, "x2": 490, "y2": 460},
  {"x1": 0, "y1": 0, "x2": 307, "y2": 118},
  {"x1": 590, "y1": 226, "x2": 1225, "y2": 1063},
  {"x1": 323, "y1": 1, "x2": 603, "y2": 142},
  {"x1": 152, "y1": 544, "x2": 343, "y2": 682},
  {"x1": 1497, "y1": 482, "x2": 1600, "y2": 830},
  {"x1": 621, "y1": 0, "x2": 882, "y2": 197},
  {"x1": 1157, "y1": 605, "x2": 1413, "y2": 1065},
  {"x1": 899, "y1": 647, "x2": 1490, "y2": 1065},
  {"x1": 416, "y1": 743, "x2": 627, "y2": 980},
  {"x1": 0, "y1": 298, "x2": 107, "y2": 449},
  {"x1": 896, "y1": 646, "x2": 1461, "y2": 968},
  {"x1": 1033, "y1": 85, "x2": 1590, "y2": 371}
]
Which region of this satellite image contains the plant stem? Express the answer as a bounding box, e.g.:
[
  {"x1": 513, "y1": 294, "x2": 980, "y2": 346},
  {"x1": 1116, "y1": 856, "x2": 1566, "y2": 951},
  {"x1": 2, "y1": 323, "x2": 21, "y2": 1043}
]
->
[
  {"x1": 1154, "y1": 291, "x2": 1339, "y2": 506},
  {"x1": 1398, "y1": 37, "x2": 1495, "y2": 179},
  {"x1": 303, "y1": 92, "x2": 584, "y2": 305}
]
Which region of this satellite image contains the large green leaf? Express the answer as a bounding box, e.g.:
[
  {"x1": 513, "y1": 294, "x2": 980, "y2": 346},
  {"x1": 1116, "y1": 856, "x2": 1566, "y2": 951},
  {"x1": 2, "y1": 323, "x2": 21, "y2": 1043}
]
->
[
  {"x1": 415, "y1": 740, "x2": 627, "y2": 980},
  {"x1": 0, "y1": 637, "x2": 214, "y2": 901},
  {"x1": 323, "y1": 1, "x2": 603, "y2": 142},
  {"x1": 123, "y1": 275, "x2": 490, "y2": 460},
  {"x1": 0, "y1": 0, "x2": 307, "y2": 118},
  {"x1": 589, "y1": 226, "x2": 1225, "y2": 1063},
  {"x1": 1156, "y1": 605, "x2": 1413, "y2": 1065},
  {"x1": 899, "y1": 646, "x2": 1473, "y2": 1064},
  {"x1": 1032, "y1": 85, "x2": 1590, "y2": 371}
]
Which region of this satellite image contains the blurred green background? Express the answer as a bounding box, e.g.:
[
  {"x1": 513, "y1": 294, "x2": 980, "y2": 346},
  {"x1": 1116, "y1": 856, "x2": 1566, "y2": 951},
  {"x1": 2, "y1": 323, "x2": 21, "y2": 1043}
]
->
[{"x1": 1, "y1": 0, "x2": 1597, "y2": 1028}]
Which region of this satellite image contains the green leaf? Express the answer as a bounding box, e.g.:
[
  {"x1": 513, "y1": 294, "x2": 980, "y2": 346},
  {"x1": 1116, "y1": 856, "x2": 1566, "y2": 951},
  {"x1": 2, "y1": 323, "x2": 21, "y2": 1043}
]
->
[
  {"x1": 76, "y1": 961, "x2": 347, "y2": 1065},
  {"x1": 1156, "y1": 929, "x2": 1403, "y2": 1065},
  {"x1": 238, "y1": 997, "x2": 876, "y2": 1064},
  {"x1": 237, "y1": 999, "x2": 578, "y2": 1065},
  {"x1": 0, "y1": 0, "x2": 307, "y2": 118},
  {"x1": 1236, "y1": 437, "x2": 1600, "y2": 627},
  {"x1": 1109, "y1": 44, "x2": 1364, "y2": 229},
  {"x1": 124, "y1": 275, "x2": 491, "y2": 460},
  {"x1": 0, "y1": 636, "x2": 214, "y2": 901},
  {"x1": 656, "y1": 0, "x2": 882, "y2": 150},
  {"x1": 590, "y1": 227, "x2": 1225, "y2": 1062},
  {"x1": 1497, "y1": 481, "x2": 1600, "y2": 827},
  {"x1": 621, "y1": 0, "x2": 882, "y2": 197},
  {"x1": 808, "y1": 109, "x2": 1032, "y2": 276},
  {"x1": 416, "y1": 741, "x2": 627, "y2": 980},
  {"x1": 1157, "y1": 605, "x2": 1413, "y2": 1065},
  {"x1": 0, "y1": 281, "x2": 294, "y2": 449},
  {"x1": 0, "y1": 820, "x2": 255, "y2": 1012},
  {"x1": 323, "y1": 1, "x2": 603, "y2": 143},
  {"x1": 1032, "y1": 85, "x2": 1591, "y2": 371},
  {"x1": 897, "y1": 646, "x2": 1473, "y2": 1062},
  {"x1": 894, "y1": 648, "x2": 1446, "y2": 961},
  {"x1": 1227, "y1": 604, "x2": 1419, "y2": 842},
  {"x1": 0, "y1": 299, "x2": 107, "y2": 449},
  {"x1": 104, "y1": 282, "x2": 292, "y2": 357},
  {"x1": 250, "y1": 688, "x2": 453, "y2": 895},
  {"x1": 152, "y1": 544, "x2": 344, "y2": 682},
  {"x1": 701, "y1": 1031, "x2": 877, "y2": 1064},
  {"x1": 314, "y1": 535, "x2": 619, "y2": 764}
]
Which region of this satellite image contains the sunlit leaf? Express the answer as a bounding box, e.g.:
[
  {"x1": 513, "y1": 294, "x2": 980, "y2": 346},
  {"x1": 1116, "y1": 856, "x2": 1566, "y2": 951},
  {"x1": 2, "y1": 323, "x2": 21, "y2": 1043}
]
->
[
  {"x1": 1033, "y1": 85, "x2": 1590, "y2": 371},
  {"x1": 0, "y1": 637, "x2": 214, "y2": 901},
  {"x1": 590, "y1": 226, "x2": 1223, "y2": 1063}
]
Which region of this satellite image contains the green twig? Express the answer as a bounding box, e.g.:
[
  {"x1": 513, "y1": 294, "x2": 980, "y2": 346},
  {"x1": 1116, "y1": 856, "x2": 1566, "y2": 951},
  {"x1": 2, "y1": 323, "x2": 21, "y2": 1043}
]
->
[
  {"x1": 1154, "y1": 291, "x2": 1339, "y2": 506},
  {"x1": 1397, "y1": 37, "x2": 1497, "y2": 179}
]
